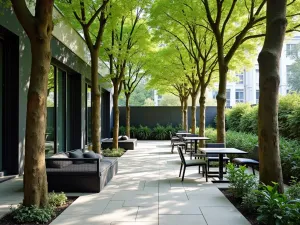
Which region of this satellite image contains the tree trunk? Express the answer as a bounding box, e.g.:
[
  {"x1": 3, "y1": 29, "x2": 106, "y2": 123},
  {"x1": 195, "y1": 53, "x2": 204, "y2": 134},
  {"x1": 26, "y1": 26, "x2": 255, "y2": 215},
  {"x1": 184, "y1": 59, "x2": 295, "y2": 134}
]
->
[
  {"x1": 91, "y1": 50, "x2": 101, "y2": 153},
  {"x1": 180, "y1": 99, "x2": 184, "y2": 129},
  {"x1": 191, "y1": 95, "x2": 197, "y2": 134},
  {"x1": 112, "y1": 84, "x2": 119, "y2": 149},
  {"x1": 199, "y1": 88, "x2": 206, "y2": 147},
  {"x1": 125, "y1": 94, "x2": 130, "y2": 137},
  {"x1": 216, "y1": 63, "x2": 228, "y2": 143},
  {"x1": 23, "y1": 37, "x2": 50, "y2": 208},
  {"x1": 183, "y1": 98, "x2": 188, "y2": 131},
  {"x1": 258, "y1": 0, "x2": 286, "y2": 193},
  {"x1": 11, "y1": 0, "x2": 54, "y2": 208}
]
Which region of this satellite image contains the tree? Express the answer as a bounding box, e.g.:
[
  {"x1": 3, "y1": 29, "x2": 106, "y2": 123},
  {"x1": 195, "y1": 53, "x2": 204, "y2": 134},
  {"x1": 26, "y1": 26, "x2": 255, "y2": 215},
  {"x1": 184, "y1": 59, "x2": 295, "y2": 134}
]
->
[
  {"x1": 118, "y1": 83, "x2": 154, "y2": 106},
  {"x1": 159, "y1": 94, "x2": 181, "y2": 106},
  {"x1": 101, "y1": 0, "x2": 151, "y2": 148},
  {"x1": 146, "y1": 45, "x2": 191, "y2": 131},
  {"x1": 150, "y1": 0, "x2": 218, "y2": 136},
  {"x1": 57, "y1": 0, "x2": 110, "y2": 153},
  {"x1": 143, "y1": 98, "x2": 155, "y2": 106},
  {"x1": 123, "y1": 57, "x2": 149, "y2": 137},
  {"x1": 201, "y1": 0, "x2": 300, "y2": 143},
  {"x1": 258, "y1": 0, "x2": 287, "y2": 193},
  {"x1": 11, "y1": 0, "x2": 54, "y2": 207}
]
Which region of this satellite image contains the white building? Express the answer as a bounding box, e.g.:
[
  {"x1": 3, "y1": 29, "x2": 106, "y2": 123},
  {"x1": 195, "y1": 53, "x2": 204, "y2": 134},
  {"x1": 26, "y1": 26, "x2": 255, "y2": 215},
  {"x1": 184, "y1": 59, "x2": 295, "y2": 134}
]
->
[{"x1": 209, "y1": 34, "x2": 300, "y2": 107}]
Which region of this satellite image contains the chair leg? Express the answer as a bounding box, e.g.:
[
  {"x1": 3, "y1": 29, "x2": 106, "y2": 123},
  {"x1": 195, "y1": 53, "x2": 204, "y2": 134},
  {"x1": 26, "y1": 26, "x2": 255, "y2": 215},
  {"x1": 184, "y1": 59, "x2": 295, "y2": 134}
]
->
[
  {"x1": 252, "y1": 166, "x2": 255, "y2": 175},
  {"x1": 202, "y1": 165, "x2": 204, "y2": 177},
  {"x1": 198, "y1": 165, "x2": 200, "y2": 174},
  {"x1": 182, "y1": 166, "x2": 186, "y2": 182},
  {"x1": 171, "y1": 144, "x2": 174, "y2": 153},
  {"x1": 179, "y1": 164, "x2": 183, "y2": 177},
  {"x1": 207, "y1": 161, "x2": 210, "y2": 172},
  {"x1": 205, "y1": 165, "x2": 208, "y2": 182}
]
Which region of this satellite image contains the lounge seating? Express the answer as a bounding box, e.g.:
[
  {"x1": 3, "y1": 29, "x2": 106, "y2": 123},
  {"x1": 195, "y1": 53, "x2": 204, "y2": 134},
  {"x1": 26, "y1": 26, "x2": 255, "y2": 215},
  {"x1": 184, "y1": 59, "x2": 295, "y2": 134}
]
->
[
  {"x1": 102, "y1": 138, "x2": 137, "y2": 150},
  {"x1": 46, "y1": 150, "x2": 118, "y2": 193},
  {"x1": 232, "y1": 146, "x2": 259, "y2": 175},
  {"x1": 178, "y1": 146, "x2": 208, "y2": 182}
]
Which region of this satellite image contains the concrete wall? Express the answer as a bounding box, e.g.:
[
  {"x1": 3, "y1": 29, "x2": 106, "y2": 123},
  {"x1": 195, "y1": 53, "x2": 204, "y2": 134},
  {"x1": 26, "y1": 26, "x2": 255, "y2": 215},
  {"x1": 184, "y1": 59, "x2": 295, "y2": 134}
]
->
[{"x1": 118, "y1": 106, "x2": 217, "y2": 129}]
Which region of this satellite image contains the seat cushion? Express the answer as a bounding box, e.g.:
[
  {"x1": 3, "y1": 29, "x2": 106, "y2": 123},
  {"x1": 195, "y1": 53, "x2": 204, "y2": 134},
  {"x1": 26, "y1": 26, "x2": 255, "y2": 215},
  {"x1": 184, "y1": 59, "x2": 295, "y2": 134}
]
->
[
  {"x1": 69, "y1": 150, "x2": 84, "y2": 164},
  {"x1": 83, "y1": 151, "x2": 101, "y2": 163},
  {"x1": 185, "y1": 159, "x2": 206, "y2": 166},
  {"x1": 232, "y1": 158, "x2": 259, "y2": 165},
  {"x1": 46, "y1": 153, "x2": 72, "y2": 168}
]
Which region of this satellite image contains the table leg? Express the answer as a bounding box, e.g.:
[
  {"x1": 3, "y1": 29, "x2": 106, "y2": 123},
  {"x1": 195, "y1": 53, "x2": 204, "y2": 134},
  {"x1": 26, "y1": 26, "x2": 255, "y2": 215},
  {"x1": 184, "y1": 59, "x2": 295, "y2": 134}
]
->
[{"x1": 219, "y1": 153, "x2": 224, "y2": 180}]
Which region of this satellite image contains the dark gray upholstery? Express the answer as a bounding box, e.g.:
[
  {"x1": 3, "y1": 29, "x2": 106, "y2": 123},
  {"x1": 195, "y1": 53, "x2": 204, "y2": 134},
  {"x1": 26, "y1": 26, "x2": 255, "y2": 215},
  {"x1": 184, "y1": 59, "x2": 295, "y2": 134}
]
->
[
  {"x1": 46, "y1": 154, "x2": 118, "y2": 193},
  {"x1": 232, "y1": 146, "x2": 259, "y2": 175},
  {"x1": 46, "y1": 153, "x2": 72, "y2": 168},
  {"x1": 102, "y1": 138, "x2": 137, "y2": 150}
]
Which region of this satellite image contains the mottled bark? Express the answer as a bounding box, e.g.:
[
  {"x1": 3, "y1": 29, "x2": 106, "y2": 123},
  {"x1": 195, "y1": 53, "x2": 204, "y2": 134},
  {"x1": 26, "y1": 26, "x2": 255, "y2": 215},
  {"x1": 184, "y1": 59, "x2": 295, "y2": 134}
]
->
[
  {"x1": 11, "y1": 0, "x2": 54, "y2": 207},
  {"x1": 258, "y1": 0, "x2": 286, "y2": 193},
  {"x1": 199, "y1": 88, "x2": 206, "y2": 147},
  {"x1": 191, "y1": 95, "x2": 197, "y2": 134},
  {"x1": 180, "y1": 99, "x2": 185, "y2": 129},
  {"x1": 216, "y1": 63, "x2": 228, "y2": 143},
  {"x1": 112, "y1": 84, "x2": 119, "y2": 149},
  {"x1": 125, "y1": 94, "x2": 130, "y2": 137},
  {"x1": 91, "y1": 50, "x2": 101, "y2": 153}
]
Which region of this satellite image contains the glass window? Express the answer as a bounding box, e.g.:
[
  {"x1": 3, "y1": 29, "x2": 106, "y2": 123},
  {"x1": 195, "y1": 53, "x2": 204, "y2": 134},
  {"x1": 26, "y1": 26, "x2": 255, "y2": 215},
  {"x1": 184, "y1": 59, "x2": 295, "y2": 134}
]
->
[
  {"x1": 86, "y1": 85, "x2": 92, "y2": 145},
  {"x1": 286, "y1": 44, "x2": 296, "y2": 57},
  {"x1": 0, "y1": 41, "x2": 3, "y2": 171},
  {"x1": 256, "y1": 90, "x2": 259, "y2": 104},
  {"x1": 56, "y1": 69, "x2": 66, "y2": 152},
  {"x1": 226, "y1": 89, "x2": 230, "y2": 107},
  {"x1": 286, "y1": 65, "x2": 293, "y2": 78},
  {"x1": 46, "y1": 65, "x2": 55, "y2": 156},
  {"x1": 235, "y1": 89, "x2": 244, "y2": 103},
  {"x1": 236, "y1": 73, "x2": 244, "y2": 84}
]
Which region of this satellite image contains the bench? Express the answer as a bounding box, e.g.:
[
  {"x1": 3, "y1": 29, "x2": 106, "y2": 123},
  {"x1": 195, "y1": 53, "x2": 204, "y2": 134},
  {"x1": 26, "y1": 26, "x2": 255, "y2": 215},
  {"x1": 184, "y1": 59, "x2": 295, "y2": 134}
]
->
[
  {"x1": 232, "y1": 146, "x2": 259, "y2": 175},
  {"x1": 102, "y1": 138, "x2": 137, "y2": 150}
]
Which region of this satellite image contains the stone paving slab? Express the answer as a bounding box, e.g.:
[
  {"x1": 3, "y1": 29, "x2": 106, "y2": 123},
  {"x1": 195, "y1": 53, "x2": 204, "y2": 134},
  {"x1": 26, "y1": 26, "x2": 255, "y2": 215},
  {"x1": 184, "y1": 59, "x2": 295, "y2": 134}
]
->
[{"x1": 0, "y1": 141, "x2": 250, "y2": 225}]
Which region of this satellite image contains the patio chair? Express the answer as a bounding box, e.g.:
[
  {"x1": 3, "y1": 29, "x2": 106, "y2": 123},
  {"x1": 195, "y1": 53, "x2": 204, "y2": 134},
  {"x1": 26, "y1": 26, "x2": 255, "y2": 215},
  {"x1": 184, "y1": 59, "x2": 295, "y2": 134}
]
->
[
  {"x1": 184, "y1": 134, "x2": 198, "y2": 154},
  {"x1": 178, "y1": 146, "x2": 208, "y2": 182},
  {"x1": 232, "y1": 146, "x2": 259, "y2": 175},
  {"x1": 171, "y1": 133, "x2": 185, "y2": 153},
  {"x1": 205, "y1": 143, "x2": 229, "y2": 173},
  {"x1": 169, "y1": 131, "x2": 180, "y2": 145}
]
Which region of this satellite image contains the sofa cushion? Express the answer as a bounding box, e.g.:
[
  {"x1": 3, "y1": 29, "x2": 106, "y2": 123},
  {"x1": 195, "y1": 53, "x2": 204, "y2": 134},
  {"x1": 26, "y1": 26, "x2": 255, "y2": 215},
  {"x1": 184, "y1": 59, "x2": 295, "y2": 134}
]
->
[
  {"x1": 69, "y1": 150, "x2": 84, "y2": 164},
  {"x1": 83, "y1": 151, "x2": 102, "y2": 163},
  {"x1": 47, "y1": 153, "x2": 72, "y2": 168}
]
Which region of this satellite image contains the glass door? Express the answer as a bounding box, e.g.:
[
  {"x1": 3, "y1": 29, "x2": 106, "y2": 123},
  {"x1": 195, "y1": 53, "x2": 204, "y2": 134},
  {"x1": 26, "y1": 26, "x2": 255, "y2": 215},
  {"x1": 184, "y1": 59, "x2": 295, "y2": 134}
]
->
[{"x1": 0, "y1": 41, "x2": 3, "y2": 171}]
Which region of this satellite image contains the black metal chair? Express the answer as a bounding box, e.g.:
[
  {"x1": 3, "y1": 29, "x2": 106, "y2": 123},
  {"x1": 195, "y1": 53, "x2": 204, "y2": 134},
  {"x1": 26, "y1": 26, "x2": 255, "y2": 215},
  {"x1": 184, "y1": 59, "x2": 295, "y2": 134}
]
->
[
  {"x1": 184, "y1": 133, "x2": 198, "y2": 154},
  {"x1": 232, "y1": 146, "x2": 259, "y2": 175},
  {"x1": 205, "y1": 143, "x2": 229, "y2": 173},
  {"x1": 178, "y1": 146, "x2": 208, "y2": 182},
  {"x1": 169, "y1": 131, "x2": 180, "y2": 145},
  {"x1": 171, "y1": 133, "x2": 185, "y2": 153}
]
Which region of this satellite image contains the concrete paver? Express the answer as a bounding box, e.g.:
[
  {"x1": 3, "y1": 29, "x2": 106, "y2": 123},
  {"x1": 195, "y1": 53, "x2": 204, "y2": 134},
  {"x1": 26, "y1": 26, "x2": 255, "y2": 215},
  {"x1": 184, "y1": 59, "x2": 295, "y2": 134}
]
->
[{"x1": 0, "y1": 141, "x2": 250, "y2": 225}]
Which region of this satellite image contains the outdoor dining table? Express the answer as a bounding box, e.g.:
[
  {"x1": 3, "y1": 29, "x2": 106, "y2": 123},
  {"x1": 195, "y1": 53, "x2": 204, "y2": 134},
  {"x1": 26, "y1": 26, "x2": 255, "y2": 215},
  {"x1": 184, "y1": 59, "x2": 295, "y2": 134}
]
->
[
  {"x1": 176, "y1": 132, "x2": 191, "y2": 136},
  {"x1": 199, "y1": 148, "x2": 248, "y2": 182},
  {"x1": 183, "y1": 136, "x2": 210, "y2": 159}
]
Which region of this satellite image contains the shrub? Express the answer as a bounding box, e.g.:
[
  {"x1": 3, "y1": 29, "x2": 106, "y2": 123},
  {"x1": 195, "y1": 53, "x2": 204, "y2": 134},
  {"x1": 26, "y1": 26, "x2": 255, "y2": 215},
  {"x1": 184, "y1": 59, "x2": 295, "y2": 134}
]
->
[
  {"x1": 278, "y1": 94, "x2": 300, "y2": 139},
  {"x1": 102, "y1": 148, "x2": 125, "y2": 157},
  {"x1": 226, "y1": 163, "x2": 257, "y2": 199},
  {"x1": 238, "y1": 105, "x2": 258, "y2": 134},
  {"x1": 226, "y1": 103, "x2": 251, "y2": 131},
  {"x1": 241, "y1": 189, "x2": 258, "y2": 213},
  {"x1": 165, "y1": 124, "x2": 176, "y2": 137},
  {"x1": 48, "y1": 192, "x2": 67, "y2": 207},
  {"x1": 11, "y1": 205, "x2": 55, "y2": 224},
  {"x1": 286, "y1": 178, "x2": 300, "y2": 200},
  {"x1": 130, "y1": 126, "x2": 137, "y2": 138},
  {"x1": 119, "y1": 126, "x2": 126, "y2": 136},
  {"x1": 152, "y1": 124, "x2": 168, "y2": 140},
  {"x1": 256, "y1": 183, "x2": 300, "y2": 225},
  {"x1": 288, "y1": 106, "x2": 300, "y2": 140},
  {"x1": 136, "y1": 125, "x2": 152, "y2": 140}
]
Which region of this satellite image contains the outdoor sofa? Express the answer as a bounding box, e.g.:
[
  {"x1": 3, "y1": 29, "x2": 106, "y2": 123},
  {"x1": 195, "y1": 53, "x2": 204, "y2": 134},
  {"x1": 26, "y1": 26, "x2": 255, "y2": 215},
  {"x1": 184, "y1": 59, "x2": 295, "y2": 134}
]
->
[
  {"x1": 46, "y1": 149, "x2": 118, "y2": 193},
  {"x1": 102, "y1": 137, "x2": 137, "y2": 150}
]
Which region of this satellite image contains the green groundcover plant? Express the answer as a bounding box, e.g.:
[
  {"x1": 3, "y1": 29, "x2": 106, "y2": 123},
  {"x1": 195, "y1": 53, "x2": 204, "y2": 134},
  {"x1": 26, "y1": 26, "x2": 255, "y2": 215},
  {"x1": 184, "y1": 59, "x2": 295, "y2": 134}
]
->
[{"x1": 102, "y1": 148, "x2": 125, "y2": 157}]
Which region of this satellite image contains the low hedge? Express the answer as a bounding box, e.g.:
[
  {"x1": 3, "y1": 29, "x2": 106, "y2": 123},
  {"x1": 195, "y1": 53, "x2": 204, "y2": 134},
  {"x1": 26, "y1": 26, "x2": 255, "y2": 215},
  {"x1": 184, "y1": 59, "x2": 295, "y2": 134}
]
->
[
  {"x1": 119, "y1": 124, "x2": 183, "y2": 140},
  {"x1": 204, "y1": 128, "x2": 300, "y2": 182}
]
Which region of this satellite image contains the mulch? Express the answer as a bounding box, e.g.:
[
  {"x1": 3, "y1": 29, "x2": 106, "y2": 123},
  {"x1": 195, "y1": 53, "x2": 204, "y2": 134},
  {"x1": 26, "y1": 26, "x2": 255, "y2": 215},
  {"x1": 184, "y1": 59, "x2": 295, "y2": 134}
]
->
[
  {"x1": 0, "y1": 196, "x2": 78, "y2": 225},
  {"x1": 219, "y1": 188, "x2": 259, "y2": 225}
]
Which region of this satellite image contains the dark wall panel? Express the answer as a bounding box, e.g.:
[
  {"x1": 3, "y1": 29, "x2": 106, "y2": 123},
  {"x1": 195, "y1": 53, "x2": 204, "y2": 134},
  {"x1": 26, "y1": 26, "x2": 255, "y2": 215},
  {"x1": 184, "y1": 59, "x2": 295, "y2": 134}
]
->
[{"x1": 118, "y1": 106, "x2": 217, "y2": 129}]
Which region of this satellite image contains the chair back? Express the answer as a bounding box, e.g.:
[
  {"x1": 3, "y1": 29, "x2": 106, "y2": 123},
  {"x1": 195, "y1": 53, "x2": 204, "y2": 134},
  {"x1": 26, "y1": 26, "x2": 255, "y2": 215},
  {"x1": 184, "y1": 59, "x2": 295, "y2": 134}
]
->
[
  {"x1": 177, "y1": 146, "x2": 186, "y2": 165},
  {"x1": 252, "y1": 145, "x2": 259, "y2": 161},
  {"x1": 205, "y1": 143, "x2": 225, "y2": 157},
  {"x1": 169, "y1": 131, "x2": 173, "y2": 139}
]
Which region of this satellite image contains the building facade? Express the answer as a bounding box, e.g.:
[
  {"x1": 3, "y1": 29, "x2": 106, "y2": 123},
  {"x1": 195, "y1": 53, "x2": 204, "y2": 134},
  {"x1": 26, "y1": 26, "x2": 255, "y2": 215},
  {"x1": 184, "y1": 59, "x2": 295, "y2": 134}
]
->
[
  {"x1": 0, "y1": 6, "x2": 113, "y2": 176},
  {"x1": 209, "y1": 35, "x2": 300, "y2": 107}
]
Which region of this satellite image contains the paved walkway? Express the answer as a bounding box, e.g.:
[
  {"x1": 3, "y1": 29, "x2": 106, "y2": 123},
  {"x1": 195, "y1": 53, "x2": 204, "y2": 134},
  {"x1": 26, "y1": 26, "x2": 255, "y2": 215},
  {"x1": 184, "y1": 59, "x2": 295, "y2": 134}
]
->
[
  {"x1": 0, "y1": 141, "x2": 250, "y2": 225},
  {"x1": 52, "y1": 141, "x2": 250, "y2": 225}
]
